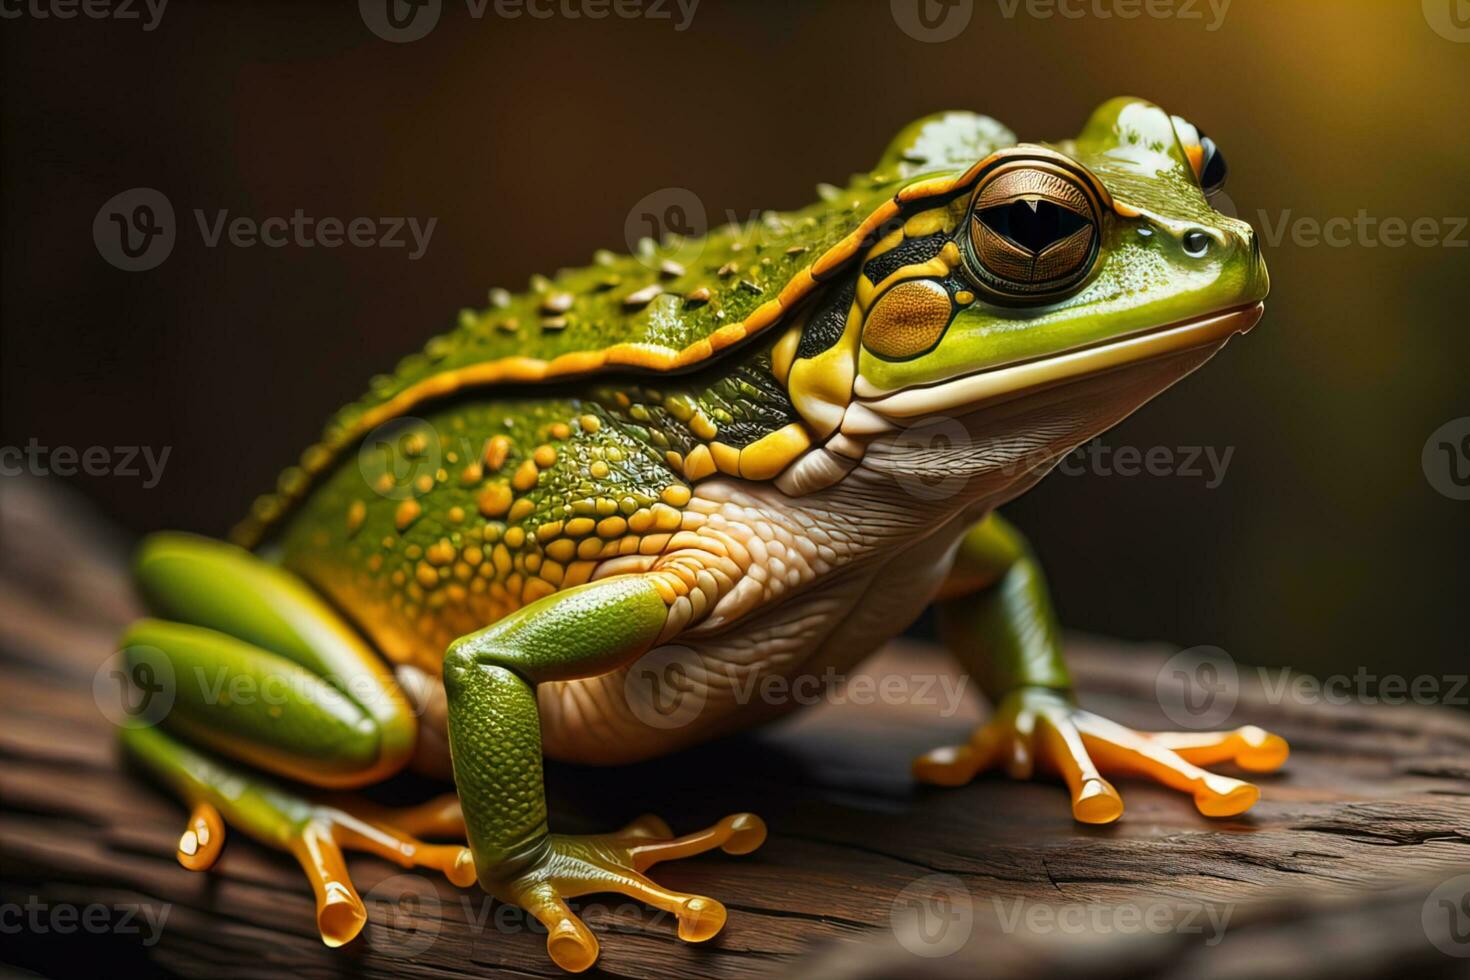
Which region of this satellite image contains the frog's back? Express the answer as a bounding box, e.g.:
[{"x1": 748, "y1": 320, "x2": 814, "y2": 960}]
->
[
  {"x1": 244, "y1": 111, "x2": 1023, "y2": 668},
  {"x1": 276, "y1": 391, "x2": 687, "y2": 672}
]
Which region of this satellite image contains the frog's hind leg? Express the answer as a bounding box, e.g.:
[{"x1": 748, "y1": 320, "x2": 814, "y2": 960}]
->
[
  {"x1": 117, "y1": 533, "x2": 469, "y2": 945},
  {"x1": 122, "y1": 724, "x2": 473, "y2": 946}
]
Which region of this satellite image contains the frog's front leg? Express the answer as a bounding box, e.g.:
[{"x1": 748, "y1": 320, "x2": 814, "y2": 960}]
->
[
  {"x1": 914, "y1": 513, "x2": 1289, "y2": 823},
  {"x1": 443, "y1": 573, "x2": 765, "y2": 973}
]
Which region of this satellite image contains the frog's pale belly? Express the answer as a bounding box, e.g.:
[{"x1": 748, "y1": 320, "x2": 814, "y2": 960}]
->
[{"x1": 402, "y1": 347, "x2": 1222, "y2": 772}]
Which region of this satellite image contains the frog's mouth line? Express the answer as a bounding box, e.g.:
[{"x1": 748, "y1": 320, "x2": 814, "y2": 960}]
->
[{"x1": 857, "y1": 302, "x2": 1264, "y2": 420}]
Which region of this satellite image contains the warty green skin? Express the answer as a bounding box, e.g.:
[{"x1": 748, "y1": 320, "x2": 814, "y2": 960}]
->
[{"x1": 117, "y1": 96, "x2": 1274, "y2": 969}]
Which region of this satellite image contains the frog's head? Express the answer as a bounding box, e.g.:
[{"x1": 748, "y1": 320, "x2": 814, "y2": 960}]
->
[{"x1": 774, "y1": 98, "x2": 1268, "y2": 498}]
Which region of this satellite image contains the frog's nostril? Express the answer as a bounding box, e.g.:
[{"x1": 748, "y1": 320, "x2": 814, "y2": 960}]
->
[{"x1": 1182, "y1": 230, "x2": 1212, "y2": 258}]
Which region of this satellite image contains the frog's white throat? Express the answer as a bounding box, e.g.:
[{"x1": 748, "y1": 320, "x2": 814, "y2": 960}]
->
[{"x1": 775, "y1": 303, "x2": 1261, "y2": 509}]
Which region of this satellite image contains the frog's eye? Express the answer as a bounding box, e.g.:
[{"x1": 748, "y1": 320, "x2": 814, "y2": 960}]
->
[
  {"x1": 962, "y1": 163, "x2": 1102, "y2": 302},
  {"x1": 1197, "y1": 135, "x2": 1228, "y2": 197}
]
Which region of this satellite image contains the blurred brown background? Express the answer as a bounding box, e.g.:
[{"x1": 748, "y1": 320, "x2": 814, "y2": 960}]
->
[{"x1": 2, "y1": 0, "x2": 1466, "y2": 683}]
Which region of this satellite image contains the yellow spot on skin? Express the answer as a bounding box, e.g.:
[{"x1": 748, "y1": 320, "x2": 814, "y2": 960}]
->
[
  {"x1": 597, "y1": 497, "x2": 620, "y2": 516},
  {"x1": 524, "y1": 552, "x2": 542, "y2": 573},
  {"x1": 478, "y1": 484, "x2": 512, "y2": 518},
  {"x1": 537, "y1": 521, "x2": 564, "y2": 542},
  {"x1": 346, "y1": 500, "x2": 366, "y2": 535},
  {"x1": 447, "y1": 506, "x2": 465, "y2": 524},
  {"x1": 483, "y1": 435, "x2": 512, "y2": 472},
  {"x1": 689, "y1": 412, "x2": 718, "y2": 441},
  {"x1": 710, "y1": 441, "x2": 741, "y2": 475},
  {"x1": 427, "y1": 539, "x2": 456, "y2": 566},
  {"x1": 403, "y1": 432, "x2": 429, "y2": 457},
  {"x1": 395, "y1": 500, "x2": 421, "y2": 532},
  {"x1": 683, "y1": 444, "x2": 716, "y2": 480},
  {"x1": 590, "y1": 460, "x2": 610, "y2": 478},
  {"x1": 549, "y1": 423, "x2": 571, "y2": 440},
  {"x1": 512, "y1": 459, "x2": 540, "y2": 492},
  {"x1": 904, "y1": 207, "x2": 947, "y2": 238},
  {"x1": 374, "y1": 473, "x2": 395, "y2": 495},
  {"x1": 578, "y1": 537, "x2": 606, "y2": 559},
  {"x1": 463, "y1": 545, "x2": 483, "y2": 566},
  {"x1": 955, "y1": 290, "x2": 974, "y2": 305},
  {"x1": 739, "y1": 422, "x2": 812, "y2": 480},
  {"x1": 508, "y1": 498, "x2": 535, "y2": 522},
  {"x1": 504, "y1": 527, "x2": 526, "y2": 549},
  {"x1": 523, "y1": 578, "x2": 556, "y2": 603},
  {"x1": 628, "y1": 509, "x2": 654, "y2": 533},
  {"x1": 533, "y1": 445, "x2": 557, "y2": 469},
  {"x1": 541, "y1": 561, "x2": 564, "y2": 586},
  {"x1": 565, "y1": 561, "x2": 596, "y2": 586},
  {"x1": 579, "y1": 414, "x2": 600, "y2": 432},
  {"x1": 771, "y1": 323, "x2": 801, "y2": 384},
  {"x1": 564, "y1": 517, "x2": 595, "y2": 537},
  {"x1": 414, "y1": 474, "x2": 435, "y2": 495},
  {"x1": 665, "y1": 450, "x2": 684, "y2": 470},
  {"x1": 493, "y1": 544, "x2": 513, "y2": 577},
  {"x1": 661, "y1": 485, "x2": 692, "y2": 507},
  {"x1": 651, "y1": 503, "x2": 683, "y2": 532},
  {"x1": 597, "y1": 516, "x2": 627, "y2": 538},
  {"x1": 639, "y1": 534, "x2": 672, "y2": 555},
  {"x1": 460, "y1": 463, "x2": 483, "y2": 486},
  {"x1": 546, "y1": 539, "x2": 576, "y2": 563},
  {"x1": 405, "y1": 544, "x2": 423, "y2": 560},
  {"x1": 416, "y1": 561, "x2": 439, "y2": 589}
]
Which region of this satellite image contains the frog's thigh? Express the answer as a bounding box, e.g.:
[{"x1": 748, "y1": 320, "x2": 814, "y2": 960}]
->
[{"x1": 127, "y1": 532, "x2": 416, "y2": 786}]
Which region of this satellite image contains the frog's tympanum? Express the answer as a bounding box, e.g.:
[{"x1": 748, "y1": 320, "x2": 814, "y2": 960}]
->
[{"x1": 120, "y1": 99, "x2": 1284, "y2": 971}]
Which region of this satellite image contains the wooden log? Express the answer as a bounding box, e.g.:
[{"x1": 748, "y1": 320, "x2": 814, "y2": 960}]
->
[{"x1": 2, "y1": 476, "x2": 1468, "y2": 978}]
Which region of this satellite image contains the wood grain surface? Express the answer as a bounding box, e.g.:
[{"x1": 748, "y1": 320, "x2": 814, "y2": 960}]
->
[{"x1": 3, "y1": 477, "x2": 1469, "y2": 979}]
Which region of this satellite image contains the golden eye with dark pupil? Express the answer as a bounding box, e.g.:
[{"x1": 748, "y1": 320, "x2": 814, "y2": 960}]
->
[{"x1": 963, "y1": 165, "x2": 1100, "y2": 300}]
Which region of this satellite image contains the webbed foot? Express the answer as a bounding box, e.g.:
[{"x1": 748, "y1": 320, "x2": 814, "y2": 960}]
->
[
  {"x1": 913, "y1": 687, "x2": 1287, "y2": 823},
  {"x1": 487, "y1": 812, "x2": 766, "y2": 972}
]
